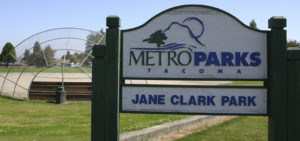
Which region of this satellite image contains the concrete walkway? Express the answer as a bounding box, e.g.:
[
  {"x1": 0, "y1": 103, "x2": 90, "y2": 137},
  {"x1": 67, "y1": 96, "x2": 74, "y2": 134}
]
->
[{"x1": 121, "y1": 115, "x2": 236, "y2": 141}]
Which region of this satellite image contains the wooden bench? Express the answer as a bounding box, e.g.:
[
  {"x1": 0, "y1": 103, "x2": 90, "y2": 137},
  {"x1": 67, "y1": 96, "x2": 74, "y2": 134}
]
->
[{"x1": 29, "y1": 81, "x2": 92, "y2": 101}]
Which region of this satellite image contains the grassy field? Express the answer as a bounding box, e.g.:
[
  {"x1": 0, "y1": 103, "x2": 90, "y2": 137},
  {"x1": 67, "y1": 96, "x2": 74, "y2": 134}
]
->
[
  {"x1": 0, "y1": 97, "x2": 189, "y2": 141},
  {"x1": 176, "y1": 116, "x2": 268, "y2": 141},
  {"x1": 0, "y1": 81, "x2": 266, "y2": 140},
  {"x1": 0, "y1": 67, "x2": 91, "y2": 73}
]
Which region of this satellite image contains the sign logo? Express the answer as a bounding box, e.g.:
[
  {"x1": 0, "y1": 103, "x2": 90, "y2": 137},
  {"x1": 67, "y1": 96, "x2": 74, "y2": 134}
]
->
[
  {"x1": 128, "y1": 17, "x2": 262, "y2": 73},
  {"x1": 131, "y1": 17, "x2": 206, "y2": 51}
]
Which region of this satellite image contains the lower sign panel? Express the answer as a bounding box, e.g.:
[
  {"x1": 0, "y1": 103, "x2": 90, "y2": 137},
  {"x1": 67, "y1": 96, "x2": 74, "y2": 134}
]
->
[{"x1": 122, "y1": 86, "x2": 267, "y2": 115}]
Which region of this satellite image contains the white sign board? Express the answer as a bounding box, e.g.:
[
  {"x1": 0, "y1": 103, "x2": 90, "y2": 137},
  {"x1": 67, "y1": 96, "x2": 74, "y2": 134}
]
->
[
  {"x1": 122, "y1": 86, "x2": 267, "y2": 114},
  {"x1": 122, "y1": 6, "x2": 267, "y2": 79}
]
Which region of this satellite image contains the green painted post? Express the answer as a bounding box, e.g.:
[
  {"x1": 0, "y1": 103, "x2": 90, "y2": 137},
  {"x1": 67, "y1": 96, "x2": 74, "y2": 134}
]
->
[
  {"x1": 287, "y1": 48, "x2": 300, "y2": 140},
  {"x1": 92, "y1": 45, "x2": 106, "y2": 140},
  {"x1": 105, "y1": 16, "x2": 120, "y2": 141},
  {"x1": 92, "y1": 16, "x2": 120, "y2": 141},
  {"x1": 268, "y1": 17, "x2": 287, "y2": 141}
]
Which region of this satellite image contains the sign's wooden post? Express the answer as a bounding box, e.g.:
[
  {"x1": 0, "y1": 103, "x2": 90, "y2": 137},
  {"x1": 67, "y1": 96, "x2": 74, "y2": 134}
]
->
[
  {"x1": 92, "y1": 16, "x2": 120, "y2": 141},
  {"x1": 105, "y1": 16, "x2": 121, "y2": 141},
  {"x1": 287, "y1": 48, "x2": 300, "y2": 141},
  {"x1": 92, "y1": 44, "x2": 106, "y2": 140},
  {"x1": 268, "y1": 17, "x2": 287, "y2": 141}
]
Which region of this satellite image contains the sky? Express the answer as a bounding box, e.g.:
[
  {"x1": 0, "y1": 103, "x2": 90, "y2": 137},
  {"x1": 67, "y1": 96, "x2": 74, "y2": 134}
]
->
[{"x1": 0, "y1": 0, "x2": 299, "y2": 50}]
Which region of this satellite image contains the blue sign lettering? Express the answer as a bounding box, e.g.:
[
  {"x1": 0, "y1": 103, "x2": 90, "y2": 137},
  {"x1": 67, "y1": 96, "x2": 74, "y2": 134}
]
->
[
  {"x1": 129, "y1": 51, "x2": 262, "y2": 68},
  {"x1": 221, "y1": 52, "x2": 234, "y2": 66},
  {"x1": 158, "y1": 95, "x2": 165, "y2": 104},
  {"x1": 198, "y1": 96, "x2": 206, "y2": 105},
  {"x1": 221, "y1": 96, "x2": 257, "y2": 106},
  {"x1": 132, "y1": 94, "x2": 165, "y2": 105},
  {"x1": 250, "y1": 52, "x2": 261, "y2": 66},
  {"x1": 171, "y1": 95, "x2": 179, "y2": 105},
  {"x1": 206, "y1": 52, "x2": 220, "y2": 66},
  {"x1": 132, "y1": 94, "x2": 256, "y2": 107},
  {"x1": 235, "y1": 52, "x2": 249, "y2": 66},
  {"x1": 207, "y1": 96, "x2": 216, "y2": 105},
  {"x1": 188, "y1": 95, "x2": 196, "y2": 105}
]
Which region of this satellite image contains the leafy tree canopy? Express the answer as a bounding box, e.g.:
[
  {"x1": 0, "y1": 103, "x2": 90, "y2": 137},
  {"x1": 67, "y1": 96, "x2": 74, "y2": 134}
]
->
[
  {"x1": 0, "y1": 42, "x2": 17, "y2": 67},
  {"x1": 33, "y1": 41, "x2": 42, "y2": 53},
  {"x1": 61, "y1": 50, "x2": 71, "y2": 60},
  {"x1": 22, "y1": 49, "x2": 31, "y2": 63},
  {"x1": 287, "y1": 40, "x2": 299, "y2": 47},
  {"x1": 85, "y1": 29, "x2": 105, "y2": 52},
  {"x1": 44, "y1": 45, "x2": 55, "y2": 64},
  {"x1": 22, "y1": 42, "x2": 56, "y2": 67}
]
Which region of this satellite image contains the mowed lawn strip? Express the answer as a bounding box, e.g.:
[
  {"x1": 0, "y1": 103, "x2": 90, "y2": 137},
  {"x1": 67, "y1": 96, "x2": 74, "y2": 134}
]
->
[
  {"x1": 0, "y1": 97, "x2": 190, "y2": 141},
  {"x1": 176, "y1": 116, "x2": 268, "y2": 141}
]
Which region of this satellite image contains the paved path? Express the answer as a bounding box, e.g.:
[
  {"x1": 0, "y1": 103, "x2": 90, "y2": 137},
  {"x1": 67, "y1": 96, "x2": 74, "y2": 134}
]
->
[{"x1": 121, "y1": 115, "x2": 237, "y2": 141}]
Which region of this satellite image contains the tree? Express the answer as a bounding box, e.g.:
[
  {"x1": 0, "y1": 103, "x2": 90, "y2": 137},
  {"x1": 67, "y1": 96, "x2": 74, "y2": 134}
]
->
[
  {"x1": 44, "y1": 45, "x2": 55, "y2": 65},
  {"x1": 61, "y1": 50, "x2": 72, "y2": 60},
  {"x1": 33, "y1": 41, "x2": 42, "y2": 53},
  {"x1": 85, "y1": 29, "x2": 105, "y2": 52},
  {"x1": 22, "y1": 49, "x2": 31, "y2": 64},
  {"x1": 70, "y1": 55, "x2": 78, "y2": 63},
  {"x1": 29, "y1": 41, "x2": 45, "y2": 67},
  {"x1": 287, "y1": 40, "x2": 298, "y2": 47},
  {"x1": 0, "y1": 42, "x2": 17, "y2": 67},
  {"x1": 143, "y1": 30, "x2": 167, "y2": 47},
  {"x1": 250, "y1": 19, "x2": 258, "y2": 29},
  {"x1": 65, "y1": 50, "x2": 71, "y2": 60}
]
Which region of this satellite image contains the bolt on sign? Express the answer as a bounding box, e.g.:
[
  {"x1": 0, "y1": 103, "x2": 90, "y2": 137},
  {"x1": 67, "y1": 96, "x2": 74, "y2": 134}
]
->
[
  {"x1": 122, "y1": 5, "x2": 267, "y2": 80},
  {"x1": 121, "y1": 5, "x2": 267, "y2": 115}
]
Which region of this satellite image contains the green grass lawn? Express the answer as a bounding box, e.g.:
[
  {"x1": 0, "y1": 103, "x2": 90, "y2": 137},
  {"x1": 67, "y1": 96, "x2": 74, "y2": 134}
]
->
[
  {"x1": 176, "y1": 116, "x2": 268, "y2": 141},
  {"x1": 0, "y1": 81, "x2": 266, "y2": 140},
  {"x1": 0, "y1": 97, "x2": 189, "y2": 141}
]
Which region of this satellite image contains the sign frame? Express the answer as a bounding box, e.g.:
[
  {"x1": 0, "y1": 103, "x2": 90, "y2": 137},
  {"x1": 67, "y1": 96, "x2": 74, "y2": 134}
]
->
[{"x1": 92, "y1": 4, "x2": 291, "y2": 141}]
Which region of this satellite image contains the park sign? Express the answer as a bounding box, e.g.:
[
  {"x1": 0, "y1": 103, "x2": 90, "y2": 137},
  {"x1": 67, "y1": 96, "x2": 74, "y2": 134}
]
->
[
  {"x1": 93, "y1": 4, "x2": 291, "y2": 141},
  {"x1": 120, "y1": 5, "x2": 268, "y2": 115},
  {"x1": 122, "y1": 5, "x2": 267, "y2": 80}
]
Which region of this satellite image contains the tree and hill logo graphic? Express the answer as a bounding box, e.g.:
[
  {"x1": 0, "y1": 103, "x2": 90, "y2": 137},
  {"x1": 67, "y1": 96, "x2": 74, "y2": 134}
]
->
[
  {"x1": 143, "y1": 30, "x2": 167, "y2": 47},
  {"x1": 131, "y1": 17, "x2": 206, "y2": 52}
]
